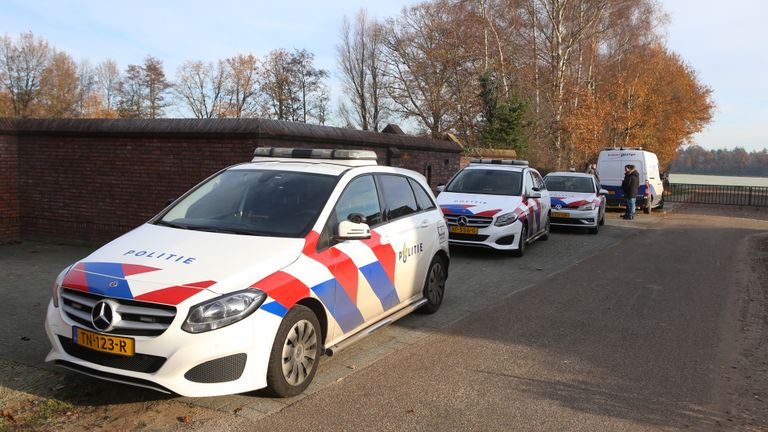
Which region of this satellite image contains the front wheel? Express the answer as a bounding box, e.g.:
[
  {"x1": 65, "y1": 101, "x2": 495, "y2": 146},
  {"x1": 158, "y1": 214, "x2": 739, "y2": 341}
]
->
[
  {"x1": 265, "y1": 305, "x2": 321, "y2": 397},
  {"x1": 419, "y1": 256, "x2": 447, "y2": 314}
]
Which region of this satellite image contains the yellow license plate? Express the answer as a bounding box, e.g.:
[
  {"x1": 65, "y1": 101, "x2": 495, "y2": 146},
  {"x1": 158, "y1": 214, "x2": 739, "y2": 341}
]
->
[
  {"x1": 607, "y1": 190, "x2": 615, "y2": 194},
  {"x1": 73, "y1": 327, "x2": 134, "y2": 356},
  {"x1": 450, "y1": 225, "x2": 479, "y2": 235},
  {"x1": 552, "y1": 211, "x2": 570, "y2": 218}
]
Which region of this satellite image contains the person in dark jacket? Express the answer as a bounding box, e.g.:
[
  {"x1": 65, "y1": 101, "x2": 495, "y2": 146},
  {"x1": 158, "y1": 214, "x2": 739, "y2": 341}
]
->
[{"x1": 621, "y1": 164, "x2": 640, "y2": 219}]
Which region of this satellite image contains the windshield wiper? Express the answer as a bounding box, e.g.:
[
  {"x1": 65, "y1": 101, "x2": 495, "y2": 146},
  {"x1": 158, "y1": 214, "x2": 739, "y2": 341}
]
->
[{"x1": 155, "y1": 220, "x2": 191, "y2": 230}]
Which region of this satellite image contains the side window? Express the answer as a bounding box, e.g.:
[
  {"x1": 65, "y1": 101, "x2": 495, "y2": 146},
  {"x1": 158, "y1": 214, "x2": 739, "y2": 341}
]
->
[
  {"x1": 377, "y1": 175, "x2": 419, "y2": 220},
  {"x1": 525, "y1": 171, "x2": 536, "y2": 195},
  {"x1": 532, "y1": 172, "x2": 545, "y2": 190},
  {"x1": 334, "y1": 175, "x2": 382, "y2": 226},
  {"x1": 408, "y1": 178, "x2": 436, "y2": 211}
]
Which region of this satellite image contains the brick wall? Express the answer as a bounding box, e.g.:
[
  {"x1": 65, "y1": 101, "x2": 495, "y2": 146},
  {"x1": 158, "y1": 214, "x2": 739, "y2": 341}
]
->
[
  {"x1": 3, "y1": 119, "x2": 460, "y2": 243},
  {"x1": 0, "y1": 127, "x2": 19, "y2": 242}
]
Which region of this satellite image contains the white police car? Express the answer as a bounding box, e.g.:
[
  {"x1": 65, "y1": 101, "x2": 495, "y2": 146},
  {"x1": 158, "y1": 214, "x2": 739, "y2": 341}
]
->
[
  {"x1": 544, "y1": 172, "x2": 607, "y2": 234},
  {"x1": 436, "y1": 159, "x2": 550, "y2": 256},
  {"x1": 45, "y1": 148, "x2": 450, "y2": 397}
]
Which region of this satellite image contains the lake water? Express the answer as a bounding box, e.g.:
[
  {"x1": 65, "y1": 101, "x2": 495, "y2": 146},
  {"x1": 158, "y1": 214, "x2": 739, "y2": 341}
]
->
[{"x1": 669, "y1": 173, "x2": 768, "y2": 187}]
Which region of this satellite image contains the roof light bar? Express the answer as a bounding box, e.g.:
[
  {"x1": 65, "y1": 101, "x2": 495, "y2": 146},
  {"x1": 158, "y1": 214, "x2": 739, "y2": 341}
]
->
[
  {"x1": 253, "y1": 147, "x2": 377, "y2": 161},
  {"x1": 469, "y1": 158, "x2": 528, "y2": 166}
]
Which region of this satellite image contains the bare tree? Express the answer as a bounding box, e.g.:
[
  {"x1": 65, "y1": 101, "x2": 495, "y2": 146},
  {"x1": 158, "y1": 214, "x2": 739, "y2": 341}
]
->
[
  {"x1": 260, "y1": 49, "x2": 328, "y2": 123},
  {"x1": 95, "y1": 59, "x2": 121, "y2": 115},
  {"x1": 337, "y1": 10, "x2": 389, "y2": 131},
  {"x1": 292, "y1": 49, "x2": 329, "y2": 123},
  {"x1": 0, "y1": 32, "x2": 52, "y2": 118},
  {"x1": 175, "y1": 60, "x2": 226, "y2": 118},
  {"x1": 381, "y1": 1, "x2": 480, "y2": 138}
]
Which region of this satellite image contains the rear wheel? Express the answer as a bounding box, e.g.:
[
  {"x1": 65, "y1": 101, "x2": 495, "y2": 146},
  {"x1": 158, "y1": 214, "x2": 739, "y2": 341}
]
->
[
  {"x1": 419, "y1": 256, "x2": 447, "y2": 314},
  {"x1": 644, "y1": 196, "x2": 652, "y2": 214},
  {"x1": 512, "y1": 223, "x2": 527, "y2": 257},
  {"x1": 265, "y1": 305, "x2": 321, "y2": 397}
]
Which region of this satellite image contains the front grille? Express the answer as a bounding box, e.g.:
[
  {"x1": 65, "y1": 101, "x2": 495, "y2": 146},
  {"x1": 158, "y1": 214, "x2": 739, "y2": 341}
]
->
[
  {"x1": 551, "y1": 217, "x2": 591, "y2": 226},
  {"x1": 61, "y1": 288, "x2": 176, "y2": 336},
  {"x1": 58, "y1": 336, "x2": 166, "y2": 373},
  {"x1": 444, "y1": 215, "x2": 493, "y2": 228},
  {"x1": 184, "y1": 354, "x2": 247, "y2": 383},
  {"x1": 449, "y1": 233, "x2": 490, "y2": 242}
]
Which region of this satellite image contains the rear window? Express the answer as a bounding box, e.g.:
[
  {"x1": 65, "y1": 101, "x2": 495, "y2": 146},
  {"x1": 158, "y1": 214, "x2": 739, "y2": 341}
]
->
[
  {"x1": 598, "y1": 160, "x2": 643, "y2": 180},
  {"x1": 378, "y1": 175, "x2": 419, "y2": 220},
  {"x1": 445, "y1": 169, "x2": 522, "y2": 196}
]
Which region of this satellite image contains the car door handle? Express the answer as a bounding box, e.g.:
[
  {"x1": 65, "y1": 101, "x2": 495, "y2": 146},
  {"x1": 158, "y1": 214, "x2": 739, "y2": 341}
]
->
[{"x1": 419, "y1": 219, "x2": 430, "y2": 229}]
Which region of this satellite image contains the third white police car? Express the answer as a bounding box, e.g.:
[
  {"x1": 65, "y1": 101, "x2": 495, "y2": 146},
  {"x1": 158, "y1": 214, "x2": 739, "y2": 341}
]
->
[
  {"x1": 544, "y1": 171, "x2": 607, "y2": 234},
  {"x1": 44, "y1": 147, "x2": 449, "y2": 397},
  {"x1": 436, "y1": 159, "x2": 550, "y2": 256}
]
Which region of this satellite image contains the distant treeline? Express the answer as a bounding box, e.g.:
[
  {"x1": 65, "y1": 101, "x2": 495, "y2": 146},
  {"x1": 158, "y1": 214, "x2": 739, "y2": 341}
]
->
[{"x1": 670, "y1": 145, "x2": 768, "y2": 176}]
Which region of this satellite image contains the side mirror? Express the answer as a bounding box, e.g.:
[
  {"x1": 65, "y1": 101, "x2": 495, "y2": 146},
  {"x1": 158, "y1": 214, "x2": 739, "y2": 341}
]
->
[
  {"x1": 337, "y1": 220, "x2": 371, "y2": 240},
  {"x1": 528, "y1": 191, "x2": 542, "y2": 199},
  {"x1": 599, "y1": 189, "x2": 609, "y2": 195},
  {"x1": 436, "y1": 184, "x2": 446, "y2": 193}
]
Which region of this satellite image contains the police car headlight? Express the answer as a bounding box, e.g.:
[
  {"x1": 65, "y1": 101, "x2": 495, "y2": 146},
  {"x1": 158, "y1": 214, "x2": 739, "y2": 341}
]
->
[
  {"x1": 577, "y1": 203, "x2": 595, "y2": 211},
  {"x1": 494, "y1": 212, "x2": 519, "y2": 227},
  {"x1": 52, "y1": 264, "x2": 74, "y2": 308},
  {"x1": 182, "y1": 289, "x2": 267, "y2": 333}
]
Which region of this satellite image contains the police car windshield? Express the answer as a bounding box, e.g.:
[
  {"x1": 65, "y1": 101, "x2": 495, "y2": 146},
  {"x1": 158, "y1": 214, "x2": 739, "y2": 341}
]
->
[
  {"x1": 445, "y1": 169, "x2": 522, "y2": 196},
  {"x1": 544, "y1": 176, "x2": 595, "y2": 193},
  {"x1": 157, "y1": 170, "x2": 337, "y2": 237}
]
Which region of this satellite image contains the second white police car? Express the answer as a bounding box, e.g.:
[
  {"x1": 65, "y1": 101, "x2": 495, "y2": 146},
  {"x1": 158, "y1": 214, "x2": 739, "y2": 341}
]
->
[
  {"x1": 44, "y1": 148, "x2": 450, "y2": 397},
  {"x1": 436, "y1": 159, "x2": 551, "y2": 256}
]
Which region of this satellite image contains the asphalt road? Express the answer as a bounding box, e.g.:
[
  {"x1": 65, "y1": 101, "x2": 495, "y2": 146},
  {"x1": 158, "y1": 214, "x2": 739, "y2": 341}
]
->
[{"x1": 1, "y1": 205, "x2": 767, "y2": 431}]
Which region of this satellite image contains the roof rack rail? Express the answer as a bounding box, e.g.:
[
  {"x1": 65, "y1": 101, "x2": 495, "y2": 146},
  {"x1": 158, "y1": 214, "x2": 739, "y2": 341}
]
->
[
  {"x1": 603, "y1": 146, "x2": 643, "y2": 151},
  {"x1": 469, "y1": 158, "x2": 528, "y2": 166},
  {"x1": 253, "y1": 147, "x2": 378, "y2": 161}
]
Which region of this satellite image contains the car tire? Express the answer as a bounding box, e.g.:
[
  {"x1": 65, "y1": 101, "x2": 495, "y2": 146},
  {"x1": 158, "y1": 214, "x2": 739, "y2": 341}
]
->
[
  {"x1": 265, "y1": 305, "x2": 321, "y2": 398},
  {"x1": 419, "y1": 255, "x2": 447, "y2": 314},
  {"x1": 512, "y1": 222, "x2": 527, "y2": 257},
  {"x1": 657, "y1": 196, "x2": 665, "y2": 209},
  {"x1": 540, "y1": 216, "x2": 551, "y2": 241}
]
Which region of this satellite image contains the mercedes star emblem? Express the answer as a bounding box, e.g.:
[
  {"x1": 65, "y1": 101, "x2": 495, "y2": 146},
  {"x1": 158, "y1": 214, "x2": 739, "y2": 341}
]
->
[
  {"x1": 457, "y1": 216, "x2": 469, "y2": 227},
  {"x1": 91, "y1": 301, "x2": 115, "y2": 331}
]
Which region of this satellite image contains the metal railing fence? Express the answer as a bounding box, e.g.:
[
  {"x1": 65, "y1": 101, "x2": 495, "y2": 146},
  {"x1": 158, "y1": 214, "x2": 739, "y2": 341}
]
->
[{"x1": 664, "y1": 183, "x2": 768, "y2": 207}]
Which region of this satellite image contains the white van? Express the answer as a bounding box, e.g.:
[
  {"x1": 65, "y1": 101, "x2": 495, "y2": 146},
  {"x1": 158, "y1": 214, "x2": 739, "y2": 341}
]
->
[{"x1": 596, "y1": 148, "x2": 664, "y2": 213}]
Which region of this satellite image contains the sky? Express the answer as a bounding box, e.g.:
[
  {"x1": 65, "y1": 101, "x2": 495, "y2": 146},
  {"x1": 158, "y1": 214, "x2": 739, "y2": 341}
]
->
[{"x1": 1, "y1": 0, "x2": 766, "y2": 152}]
